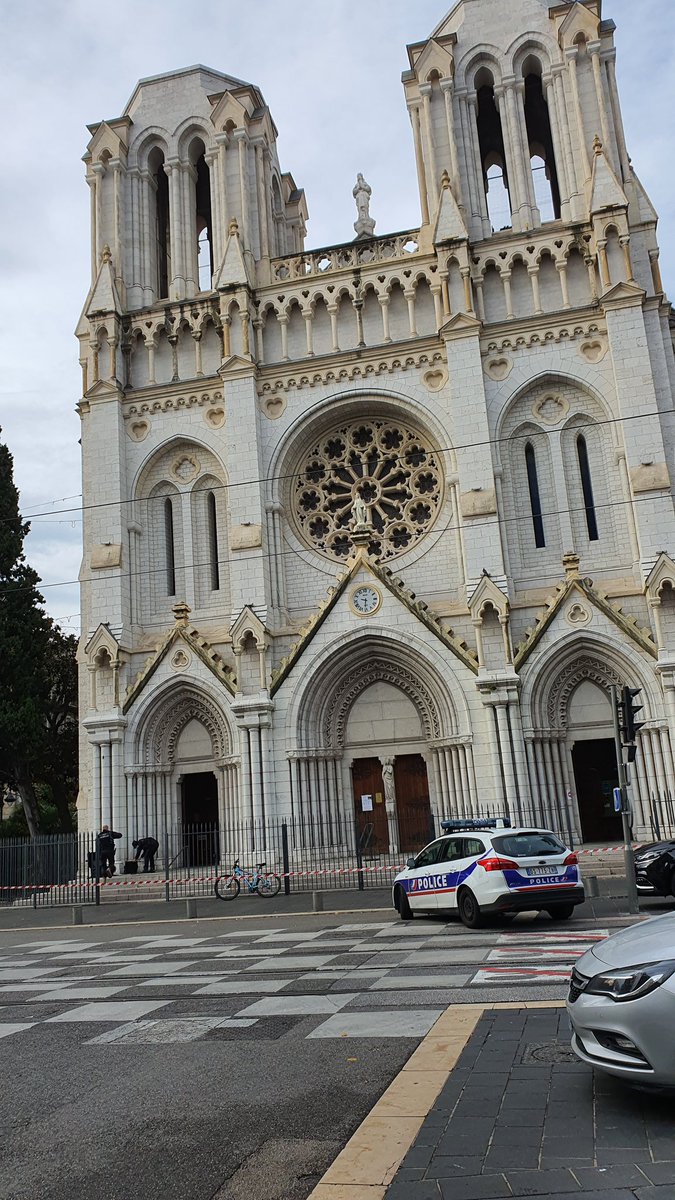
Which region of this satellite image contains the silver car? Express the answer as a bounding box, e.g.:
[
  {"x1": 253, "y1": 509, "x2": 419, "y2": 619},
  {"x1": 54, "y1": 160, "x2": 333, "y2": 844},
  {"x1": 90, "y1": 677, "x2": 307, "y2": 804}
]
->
[{"x1": 567, "y1": 914, "x2": 675, "y2": 1087}]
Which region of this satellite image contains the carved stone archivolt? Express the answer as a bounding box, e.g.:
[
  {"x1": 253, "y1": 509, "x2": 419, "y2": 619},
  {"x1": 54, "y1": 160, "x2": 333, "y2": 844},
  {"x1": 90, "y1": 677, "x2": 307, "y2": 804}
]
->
[
  {"x1": 321, "y1": 658, "x2": 442, "y2": 747},
  {"x1": 291, "y1": 418, "x2": 444, "y2": 563},
  {"x1": 546, "y1": 654, "x2": 623, "y2": 730},
  {"x1": 141, "y1": 689, "x2": 231, "y2": 767}
]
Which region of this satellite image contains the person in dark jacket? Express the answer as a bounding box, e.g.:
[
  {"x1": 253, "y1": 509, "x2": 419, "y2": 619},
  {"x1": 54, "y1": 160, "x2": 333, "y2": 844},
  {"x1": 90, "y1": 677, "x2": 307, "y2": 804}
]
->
[
  {"x1": 132, "y1": 837, "x2": 159, "y2": 872},
  {"x1": 97, "y1": 826, "x2": 122, "y2": 877}
]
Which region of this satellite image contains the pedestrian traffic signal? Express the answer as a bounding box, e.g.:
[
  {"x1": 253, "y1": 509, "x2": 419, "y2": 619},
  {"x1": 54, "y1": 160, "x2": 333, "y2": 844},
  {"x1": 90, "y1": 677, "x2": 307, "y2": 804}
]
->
[{"x1": 618, "y1": 686, "x2": 644, "y2": 747}]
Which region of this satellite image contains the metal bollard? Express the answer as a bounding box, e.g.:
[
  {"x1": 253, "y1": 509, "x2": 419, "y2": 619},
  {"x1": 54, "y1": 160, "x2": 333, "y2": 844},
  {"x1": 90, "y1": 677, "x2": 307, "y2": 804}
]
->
[
  {"x1": 185, "y1": 898, "x2": 197, "y2": 920},
  {"x1": 585, "y1": 875, "x2": 600, "y2": 899},
  {"x1": 72, "y1": 906, "x2": 83, "y2": 926},
  {"x1": 312, "y1": 891, "x2": 324, "y2": 913}
]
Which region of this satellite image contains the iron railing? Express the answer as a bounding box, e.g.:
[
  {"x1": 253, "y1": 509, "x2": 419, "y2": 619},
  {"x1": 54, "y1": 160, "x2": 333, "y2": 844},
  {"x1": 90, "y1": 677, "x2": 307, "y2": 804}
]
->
[{"x1": 2, "y1": 792, "x2": 674, "y2": 907}]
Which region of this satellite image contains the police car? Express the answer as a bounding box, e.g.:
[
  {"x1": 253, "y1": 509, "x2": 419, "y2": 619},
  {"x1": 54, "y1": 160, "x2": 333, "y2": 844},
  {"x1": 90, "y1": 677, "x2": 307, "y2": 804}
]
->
[{"x1": 392, "y1": 819, "x2": 584, "y2": 928}]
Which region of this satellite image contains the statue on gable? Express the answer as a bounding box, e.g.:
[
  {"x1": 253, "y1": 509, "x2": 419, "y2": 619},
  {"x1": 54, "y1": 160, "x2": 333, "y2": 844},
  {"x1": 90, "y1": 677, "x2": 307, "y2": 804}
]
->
[{"x1": 353, "y1": 174, "x2": 376, "y2": 240}]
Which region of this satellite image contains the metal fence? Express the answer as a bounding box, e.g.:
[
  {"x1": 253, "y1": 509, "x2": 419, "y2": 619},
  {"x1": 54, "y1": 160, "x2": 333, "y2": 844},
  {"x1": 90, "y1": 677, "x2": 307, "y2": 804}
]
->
[
  {"x1": 0, "y1": 831, "x2": 99, "y2": 907},
  {"x1": 3, "y1": 791, "x2": 675, "y2": 908}
]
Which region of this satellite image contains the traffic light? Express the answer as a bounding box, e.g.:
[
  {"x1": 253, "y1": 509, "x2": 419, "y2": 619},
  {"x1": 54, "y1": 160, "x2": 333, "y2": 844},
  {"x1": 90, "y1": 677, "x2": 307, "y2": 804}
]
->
[{"x1": 618, "y1": 686, "x2": 645, "y2": 747}]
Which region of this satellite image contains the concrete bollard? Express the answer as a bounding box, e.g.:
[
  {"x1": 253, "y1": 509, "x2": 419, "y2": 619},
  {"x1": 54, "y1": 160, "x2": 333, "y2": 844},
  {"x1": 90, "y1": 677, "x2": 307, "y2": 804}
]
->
[
  {"x1": 72, "y1": 906, "x2": 83, "y2": 926},
  {"x1": 585, "y1": 875, "x2": 600, "y2": 899},
  {"x1": 312, "y1": 891, "x2": 324, "y2": 913},
  {"x1": 185, "y1": 898, "x2": 197, "y2": 920}
]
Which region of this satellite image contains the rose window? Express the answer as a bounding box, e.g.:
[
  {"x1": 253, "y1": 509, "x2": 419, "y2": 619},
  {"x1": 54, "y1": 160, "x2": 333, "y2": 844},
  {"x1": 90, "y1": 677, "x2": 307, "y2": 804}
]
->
[{"x1": 292, "y1": 419, "x2": 443, "y2": 561}]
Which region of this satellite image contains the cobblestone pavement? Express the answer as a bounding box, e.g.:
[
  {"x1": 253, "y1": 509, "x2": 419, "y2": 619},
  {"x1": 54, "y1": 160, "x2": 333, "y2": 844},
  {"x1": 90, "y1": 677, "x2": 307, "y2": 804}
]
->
[{"x1": 386, "y1": 1008, "x2": 675, "y2": 1199}]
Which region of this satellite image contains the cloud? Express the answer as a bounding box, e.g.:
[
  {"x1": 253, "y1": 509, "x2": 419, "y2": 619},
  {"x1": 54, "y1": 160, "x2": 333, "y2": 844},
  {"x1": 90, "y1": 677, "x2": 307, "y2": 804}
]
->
[{"x1": 1, "y1": 0, "x2": 673, "y2": 634}]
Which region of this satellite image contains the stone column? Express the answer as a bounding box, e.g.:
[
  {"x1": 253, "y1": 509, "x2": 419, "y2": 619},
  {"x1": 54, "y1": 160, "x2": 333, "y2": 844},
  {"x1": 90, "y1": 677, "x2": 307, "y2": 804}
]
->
[
  {"x1": 410, "y1": 104, "x2": 430, "y2": 226},
  {"x1": 379, "y1": 757, "x2": 399, "y2": 855},
  {"x1": 441, "y1": 78, "x2": 461, "y2": 197},
  {"x1": 100, "y1": 742, "x2": 112, "y2": 829},
  {"x1": 542, "y1": 73, "x2": 569, "y2": 220},
  {"x1": 589, "y1": 43, "x2": 613, "y2": 169},
  {"x1": 419, "y1": 84, "x2": 438, "y2": 205},
  {"x1": 565, "y1": 50, "x2": 591, "y2": 183},
  {"x1": 235, "y1": 130, "x2": 250, "y2": 249}
]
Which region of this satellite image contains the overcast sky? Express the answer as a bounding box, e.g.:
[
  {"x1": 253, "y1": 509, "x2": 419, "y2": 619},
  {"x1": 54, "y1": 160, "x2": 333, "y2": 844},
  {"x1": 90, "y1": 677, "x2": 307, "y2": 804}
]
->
[{"x1": 1, "y1": 0, "x2": 673, "y2": 635}]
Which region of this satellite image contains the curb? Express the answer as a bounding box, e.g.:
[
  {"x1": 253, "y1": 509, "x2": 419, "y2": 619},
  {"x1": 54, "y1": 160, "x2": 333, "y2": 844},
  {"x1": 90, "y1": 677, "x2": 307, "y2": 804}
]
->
[{"x1": 307, "y1": 1001, "x2": 565, "y2": 1200}]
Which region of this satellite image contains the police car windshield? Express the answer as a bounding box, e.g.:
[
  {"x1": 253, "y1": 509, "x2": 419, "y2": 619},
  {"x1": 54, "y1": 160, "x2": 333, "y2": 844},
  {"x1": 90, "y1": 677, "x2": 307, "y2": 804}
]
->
[{"x1": 492, "y1": 832, "x2": 565, "y2": 857}]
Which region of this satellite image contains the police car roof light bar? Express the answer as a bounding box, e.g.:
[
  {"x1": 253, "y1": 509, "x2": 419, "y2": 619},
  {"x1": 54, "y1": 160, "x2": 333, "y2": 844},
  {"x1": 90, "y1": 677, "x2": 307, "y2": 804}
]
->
[{"x1": 440, "y1": 817, "x2": 512, "y2": 833}]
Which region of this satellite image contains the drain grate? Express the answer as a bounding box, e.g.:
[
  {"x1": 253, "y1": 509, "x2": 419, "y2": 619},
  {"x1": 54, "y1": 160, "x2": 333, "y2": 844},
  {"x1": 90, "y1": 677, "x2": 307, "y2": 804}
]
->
[{"x1": 522, "y1": 1041, "x2": 579, "y2": 1064}]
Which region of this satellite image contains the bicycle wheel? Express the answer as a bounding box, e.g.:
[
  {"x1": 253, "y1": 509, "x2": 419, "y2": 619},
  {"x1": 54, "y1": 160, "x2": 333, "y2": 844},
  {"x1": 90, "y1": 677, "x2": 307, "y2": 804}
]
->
[
  {"x1": 215, "y1": 874, "x2": 240, "y2": 901},
  {"x1": 256, "y1": 873, "x2": 281, "y2": 897}
]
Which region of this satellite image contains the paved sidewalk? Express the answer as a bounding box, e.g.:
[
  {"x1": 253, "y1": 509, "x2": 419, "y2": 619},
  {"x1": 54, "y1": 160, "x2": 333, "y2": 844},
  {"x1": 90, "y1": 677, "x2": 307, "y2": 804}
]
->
[{"x1": 385, "y1": 1008, "x2": 675, "y2": 1199}]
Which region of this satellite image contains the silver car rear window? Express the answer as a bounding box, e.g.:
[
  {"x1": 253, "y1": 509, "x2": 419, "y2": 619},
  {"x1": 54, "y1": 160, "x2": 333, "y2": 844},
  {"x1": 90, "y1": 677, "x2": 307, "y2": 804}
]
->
[{"x1": 492, "y1": 832, "x2": 566, "y2": 857}]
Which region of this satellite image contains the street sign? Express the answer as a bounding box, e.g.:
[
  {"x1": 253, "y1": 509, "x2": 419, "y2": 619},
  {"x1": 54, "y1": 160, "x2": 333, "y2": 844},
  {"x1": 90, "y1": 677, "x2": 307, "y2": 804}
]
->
[{"x1": 613, "y1": 787, "x2": 622, "y2": 813}]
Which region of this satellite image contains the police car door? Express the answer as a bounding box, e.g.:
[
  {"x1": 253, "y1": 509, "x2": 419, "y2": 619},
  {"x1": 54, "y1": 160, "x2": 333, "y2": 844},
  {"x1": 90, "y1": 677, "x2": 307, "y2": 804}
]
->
[
  {"x1": 432, "y1": 837, "x2": 470, "y2": 912},
  {"x1": 405, "y1": 839, "x2": 446, "y2": 912}
]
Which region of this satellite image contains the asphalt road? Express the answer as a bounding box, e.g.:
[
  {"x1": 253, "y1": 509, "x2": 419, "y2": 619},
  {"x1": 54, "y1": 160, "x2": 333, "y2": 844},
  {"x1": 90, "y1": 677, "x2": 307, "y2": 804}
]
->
[{"x1": 0, "y1": 902, "x2": 643, "y2": 1200}]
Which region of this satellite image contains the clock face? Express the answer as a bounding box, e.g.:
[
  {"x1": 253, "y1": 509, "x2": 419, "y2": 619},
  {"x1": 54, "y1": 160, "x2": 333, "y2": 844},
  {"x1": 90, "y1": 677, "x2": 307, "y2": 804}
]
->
[{"x1": 352, "y1": 585, "x2": 380, "y2": 615}]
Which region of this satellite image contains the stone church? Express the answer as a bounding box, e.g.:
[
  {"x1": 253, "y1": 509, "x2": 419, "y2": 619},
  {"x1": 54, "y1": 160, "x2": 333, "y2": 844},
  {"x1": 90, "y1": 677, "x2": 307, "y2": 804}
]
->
[{"x1": 77, "y1": 0, "x2": 675, "y2": 862}]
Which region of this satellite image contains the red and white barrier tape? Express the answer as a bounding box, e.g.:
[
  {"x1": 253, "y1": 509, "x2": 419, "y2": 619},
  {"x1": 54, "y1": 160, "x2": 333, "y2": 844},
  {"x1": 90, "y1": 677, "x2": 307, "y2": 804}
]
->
[
  {"x1": 0, "y1": 846, "x2": 645, "y2": 893},
  {"x1": 0, "y1": 863, "x2": 405, "y2": 893}
]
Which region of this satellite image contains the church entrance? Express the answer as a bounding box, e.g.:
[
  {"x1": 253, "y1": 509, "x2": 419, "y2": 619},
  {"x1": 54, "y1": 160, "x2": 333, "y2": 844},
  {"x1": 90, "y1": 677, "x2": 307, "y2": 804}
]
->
[
  {"x1": 572, "y1": 739, "x2": 623, "y2": 843},
  {"x1": 352, "y1": 754, "x2": 432, "y2": 856},
  {"x1": 181, "y1": 771, "x2": 219, "y2": 866}
]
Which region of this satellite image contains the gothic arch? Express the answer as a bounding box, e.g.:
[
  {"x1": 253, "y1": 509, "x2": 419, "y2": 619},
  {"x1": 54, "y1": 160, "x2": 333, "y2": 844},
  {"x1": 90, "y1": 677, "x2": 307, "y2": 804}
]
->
[
  {"x1": 522, "y1": 632, "x2": 659, "y2": 734},
  {"x1": 293, "y1": 633, "x2": 461, "y2": 750},
  {"x1": 134, "y1": 683, "x2": 232, "y2": 768},
  {"x1": 133, "y1": 435, "x2": 228, "y2": 499}
]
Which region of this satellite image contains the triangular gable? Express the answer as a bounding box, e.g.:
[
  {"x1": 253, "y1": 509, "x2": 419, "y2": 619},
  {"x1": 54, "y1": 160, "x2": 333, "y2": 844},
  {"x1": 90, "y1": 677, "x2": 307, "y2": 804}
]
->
[
  {"x1": 600, "y1": 279, "x2": 646, "y2": 308},
  {"x1": 468, "y1": 572, "x2": 508, "y2": 620},
  {"x1": 590, "y1": 139, "x2": 628, "y2": 213},
  {"x1": 553, "y1": 1, "x2": 601, "y2": 49},
  {"x1": 514, "y1": 557, "x2": 657, "y2": 669},
  {"x1": 408, "y1": 36, "x2": 455, "y2": 81},
  {"x1": 434, "y1": 173, "x2": 468, "y2": 243},
  {"x1": 85, "y1": 118, "x2": 130, "y2": 164},
  {"x1": 230, "y1": 605, "x2": 268, "y2": 650},
  {"x1": 439, "y1": 311, "x2": 481, "y2": 338},
  {"x1": 270, "y1": 548, "x2": 477, "y2": 696},
  {"x1": 84, "y1": 623, "x2": 121, "y2": 665},
  {"x1": 218, "y1": 354, "x2": 256, "y2": 379},
  {"x1": 123, "y1": 616, "x2": 235, "y2": 714},
  {"x1": 83, "y1": 378, "x2": 123, "y2": 401},
  {"x1": 645, "y1": 552, "x2": 675, "y2": 600}
]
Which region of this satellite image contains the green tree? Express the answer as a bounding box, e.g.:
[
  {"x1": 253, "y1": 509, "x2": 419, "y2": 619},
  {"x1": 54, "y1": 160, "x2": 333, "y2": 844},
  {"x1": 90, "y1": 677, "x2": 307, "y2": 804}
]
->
[
  {"x1": 39, "y1": 627, "x2": 78, "y2": 832},
  {"x1": 0, "y1": 428, "x2": 60, "y2": 836}
]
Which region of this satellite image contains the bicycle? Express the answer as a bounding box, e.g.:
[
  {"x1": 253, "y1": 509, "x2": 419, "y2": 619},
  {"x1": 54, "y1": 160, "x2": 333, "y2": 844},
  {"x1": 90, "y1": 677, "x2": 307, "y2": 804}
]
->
[{"x1": 214, "y1": 859, "x2": 282, "y2": 901}]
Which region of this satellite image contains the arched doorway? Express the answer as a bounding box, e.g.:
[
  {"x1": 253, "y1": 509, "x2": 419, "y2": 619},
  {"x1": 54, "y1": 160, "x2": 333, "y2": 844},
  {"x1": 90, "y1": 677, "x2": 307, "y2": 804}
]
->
[
  {"x1": 131, "y1": 685, "x2": 234, "y2": 855},
  {"x1": 527, "y1": 644, "x2": 647, "y2": 844},
  {"x1": 291, "y1": 635, "x2": 465, "y2": 851},
  {"x1": 346, "y1": 682, "x2": 433, "y2": 855},
  {"x1": 568, "y1": 681, "x2": 622, "y2": 842}
]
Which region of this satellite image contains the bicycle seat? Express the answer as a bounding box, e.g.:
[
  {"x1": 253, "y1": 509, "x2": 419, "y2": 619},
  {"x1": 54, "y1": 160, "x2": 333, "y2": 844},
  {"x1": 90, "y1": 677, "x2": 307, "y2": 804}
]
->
[
  {"x1": 233, "y1": 859, "x2": 240, "y2": 868},
  {"x1": 256, "y1": 862, "x2": 266, "y2": 870}
]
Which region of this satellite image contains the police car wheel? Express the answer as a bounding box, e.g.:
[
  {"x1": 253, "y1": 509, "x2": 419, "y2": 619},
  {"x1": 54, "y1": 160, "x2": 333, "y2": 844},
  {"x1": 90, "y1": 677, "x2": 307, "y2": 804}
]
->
[
  {"x1": 395, "y1": 886, "x2": 414, "y2": 921},
  {"x1": 458, "y1": 887, "x2": 483, "y2": 929},
  {"x1": 545, "y1": 904, "x2": 574, "y2": 921}
]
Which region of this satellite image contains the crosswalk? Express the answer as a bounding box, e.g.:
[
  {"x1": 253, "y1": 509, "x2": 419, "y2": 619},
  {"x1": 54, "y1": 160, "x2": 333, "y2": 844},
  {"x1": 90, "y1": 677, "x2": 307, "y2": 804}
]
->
[{"x1": 0, "y1": 920, "x2": 610, "y2": 1046}]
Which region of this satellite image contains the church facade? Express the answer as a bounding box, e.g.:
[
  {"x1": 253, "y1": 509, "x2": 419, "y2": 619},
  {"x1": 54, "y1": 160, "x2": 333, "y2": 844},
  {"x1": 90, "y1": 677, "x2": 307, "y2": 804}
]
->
[{"x1": 77, "y1": 0, "x2": 675, "y2": 862}]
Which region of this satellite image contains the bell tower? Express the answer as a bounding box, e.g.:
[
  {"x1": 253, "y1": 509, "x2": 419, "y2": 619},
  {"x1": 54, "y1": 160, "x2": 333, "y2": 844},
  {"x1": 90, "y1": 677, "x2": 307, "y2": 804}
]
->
[
  {"x1": 402, "y1": 0, "x2": 655, "y2": 247},
  {"x1": 82, "y1": 66, "x2": 308, "y2": 310}
]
